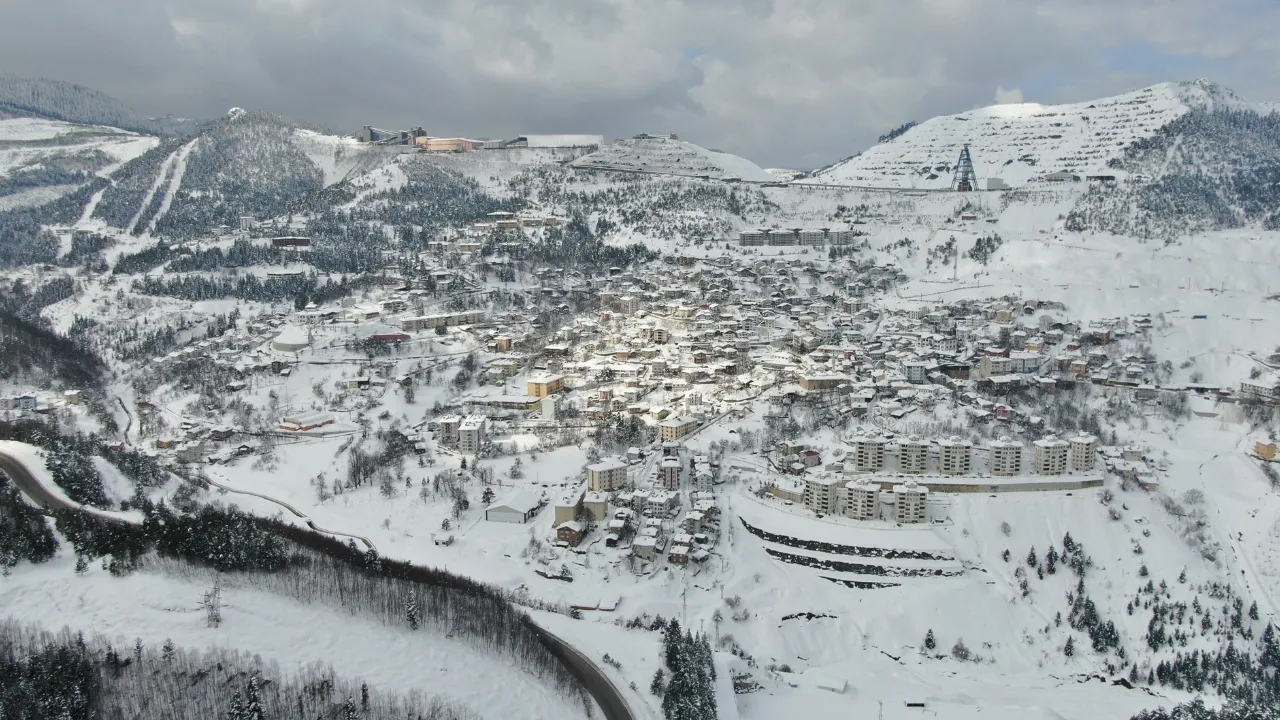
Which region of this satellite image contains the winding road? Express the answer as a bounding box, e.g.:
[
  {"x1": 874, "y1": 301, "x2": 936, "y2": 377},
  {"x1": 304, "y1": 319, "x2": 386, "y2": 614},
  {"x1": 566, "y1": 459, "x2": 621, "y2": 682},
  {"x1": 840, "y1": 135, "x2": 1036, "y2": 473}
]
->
[
  {"x1": 0, "y1": 449, "x2": 638, "y2": 720},
  {"x1": 0, "y1": 450, "x2": 72, "y2": 511}
]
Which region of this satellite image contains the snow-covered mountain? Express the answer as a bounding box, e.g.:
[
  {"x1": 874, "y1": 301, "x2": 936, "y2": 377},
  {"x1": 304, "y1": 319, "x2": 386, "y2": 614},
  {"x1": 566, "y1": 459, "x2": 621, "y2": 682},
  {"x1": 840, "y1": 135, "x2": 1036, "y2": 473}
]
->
[
  {"x1": 0, "y1": 117, "x2": 156, "y2": 212},
  {"x1": 88, "y1": 110, "x2": 399, "y2": 236},
  {"x1": 801, "y1": 80, "x2": 1274, "y2": 190},
  {"x1": 571, "y1": 136, "x2": 774, "y2": 181}
]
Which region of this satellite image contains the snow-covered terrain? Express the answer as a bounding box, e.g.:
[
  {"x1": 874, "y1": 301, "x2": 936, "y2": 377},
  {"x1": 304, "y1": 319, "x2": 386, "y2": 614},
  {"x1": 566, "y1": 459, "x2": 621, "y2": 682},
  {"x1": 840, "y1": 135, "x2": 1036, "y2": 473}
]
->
[
  {"x1": 572, "y1": 136, "x2": 775, "y2": 182},
  {"x1": 5, "y1": 74, "x2": 1280, "y2": 720},
  {"x1": 801, "y1": 80, "x2": 1272, "y2": 190},
  {"x1": 0, "y1": 116, "x2": 157, "y2": 209}
]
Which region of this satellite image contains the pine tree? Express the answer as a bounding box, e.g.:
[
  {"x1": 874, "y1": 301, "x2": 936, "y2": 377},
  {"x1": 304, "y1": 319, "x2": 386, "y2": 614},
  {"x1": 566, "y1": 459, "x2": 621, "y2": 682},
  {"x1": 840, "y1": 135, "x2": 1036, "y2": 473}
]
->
[
  {"x1": 1027, "y1": 546, "x2": 1038, "y2": 568},
  {"x1": 406, "y1": 595, "x2": 420, "y2": 630},
  {"x1": 228, "y1": 691, "x2": 248, "y2": 720},
  {"x1": 344, "y1": 696, "x2": 360, "y2": 720},
  {"x1": 74, "y1": 555, "x2": 89, "y2": 574},
  {"x1": 924, "y1": 629, "x2": 937, "y2": 651},
  {"x1": 1046, "y1": 546, "x2": 1058, "y2": 574},
  {"x1": 246, "y1": 673, "x2": 265, "y2": 720},
  {"x1": 161, "y1": 638, "x2": 175, "y2": 661},
  {"x1": 133, "y1": 638, "x2": 143, "y2": 663},
  {"x1": 361, "y1": 682, "x2": 369, "y2": 711},
  {"x1": 1249, "y1": 601, "x2": 1259, "y2": 621},
  {"x1": 651, "y1": 668, "x2": 666, "y2": 696},
  {"x1": 1064, "y1": 636, "x2": 1075, "y2": 657}
]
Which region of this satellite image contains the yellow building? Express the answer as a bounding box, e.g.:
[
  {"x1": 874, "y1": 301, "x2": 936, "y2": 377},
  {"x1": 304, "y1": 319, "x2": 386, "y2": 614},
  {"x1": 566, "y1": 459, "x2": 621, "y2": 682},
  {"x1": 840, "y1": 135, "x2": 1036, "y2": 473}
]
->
[{"x1": 528, "y1": 374, "x2": 565, "y2": 398}]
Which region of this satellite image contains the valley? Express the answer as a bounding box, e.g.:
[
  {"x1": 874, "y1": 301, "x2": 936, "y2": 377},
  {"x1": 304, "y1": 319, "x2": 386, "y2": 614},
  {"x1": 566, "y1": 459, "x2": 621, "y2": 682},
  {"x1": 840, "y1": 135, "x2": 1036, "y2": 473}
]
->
[{"x1": 1, "y1": 76, "x2": 1279, "y2": 720}]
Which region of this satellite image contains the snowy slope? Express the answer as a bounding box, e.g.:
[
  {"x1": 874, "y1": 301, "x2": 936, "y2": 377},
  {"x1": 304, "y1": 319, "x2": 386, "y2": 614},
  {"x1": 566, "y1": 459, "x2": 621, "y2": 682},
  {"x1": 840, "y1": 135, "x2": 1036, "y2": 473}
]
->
[
  {"x1": 0, "y1": 117, "x2": 158, "y2": 209},
  {"x1": 572, "y1": 137, "x2": 774, "y2": 182},
  {"x1": 802, "y1": 80, "x2": 1270, "y2": 189}
]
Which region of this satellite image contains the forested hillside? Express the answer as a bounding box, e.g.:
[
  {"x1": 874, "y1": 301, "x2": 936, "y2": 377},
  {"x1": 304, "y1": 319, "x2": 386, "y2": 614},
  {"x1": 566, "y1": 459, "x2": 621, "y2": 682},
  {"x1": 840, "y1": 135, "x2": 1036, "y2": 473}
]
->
[
  {"x1": 1066, "y1": 108, "x2": 1280, "y2": 239},
  {"x1": 0, "y1": 74, "x2": 153, "y2": 134}
]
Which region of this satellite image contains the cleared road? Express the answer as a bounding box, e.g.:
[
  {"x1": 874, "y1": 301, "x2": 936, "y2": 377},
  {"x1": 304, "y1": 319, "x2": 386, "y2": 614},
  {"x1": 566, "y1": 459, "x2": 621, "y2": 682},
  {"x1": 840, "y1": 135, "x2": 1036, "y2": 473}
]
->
[
  {"x1": 531, "y1": 623, "x2": 636, "y2": 720},
  {"x1": 0, "y1": 451, "x2": 76, "y2": 511},
  {"x1": 0, "y1": 450, "x2": 637, "y2": 720}
]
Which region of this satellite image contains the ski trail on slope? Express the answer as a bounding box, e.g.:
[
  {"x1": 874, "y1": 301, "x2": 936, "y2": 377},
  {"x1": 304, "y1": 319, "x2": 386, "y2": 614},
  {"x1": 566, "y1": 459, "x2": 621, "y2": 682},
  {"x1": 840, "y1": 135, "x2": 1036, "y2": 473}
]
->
[
  {"x1": 145, "y1": 138, "x2": 198, "y2": 234},
  {"x1": 124, "y1": 147, "x2": 178, "y2": 235}
]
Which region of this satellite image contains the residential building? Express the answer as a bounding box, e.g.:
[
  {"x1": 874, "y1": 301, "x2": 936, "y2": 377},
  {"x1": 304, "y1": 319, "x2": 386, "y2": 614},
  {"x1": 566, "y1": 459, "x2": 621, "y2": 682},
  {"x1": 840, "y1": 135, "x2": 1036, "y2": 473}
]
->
[
  {"x1": 1069, "y1": 434, "x2": 1098, "y2": 471},
  {"x1": 433, "y1": 415, "x2": 462, "y2": 446},
  {"x1": 903, "y1": 361, "x2": 928, "y2": 384},
  {"x1": 659, "y1": 456, "x2": 682, "y2": 489},
  {"x1": 852, "y1": 435, "x2": 887, "y2": 472},
  {"x1": 1033, "y1": 435, "x2": 1070, "y2": 475},
  {"x1": 802, "y1": 474, "x2": 843, "y2": 516},
  {"x1": 988, "y1": 437, "x2": 1023, "y2": 476},
  {"x1": 556, "y1": 521, "x2": 585, "y2": 546},
  {"x1": 799, "y1": 374, "x2": 848, "y2": 393},
  {"x1": 898, "y1": 436, "x2": 930, "y2": 474},
  {"x1": 646, "y1": 490, "x2": 680, "y2": 518},
  {"x1": 586, "y1": 457, "x2": 629, "y2": 492},
  {"x1": 659, "y1": 415, "x2": 699, "y2": 442},
  {"x1": 1240, "y1": 373, "x2": 1280, "y2": 401},
  {"x1": 528, "y1": 374, "x2": 565, "y2": 397},
  {"x1": 844, "y1": 480, "x2": 880, "y2": 521},
  {"x1": 553, "y1": 486, "x2": 585, "y2": 526},
  {"x1": 458, "y1": 415, "x2": 488, "y2": 454},
  {"x1": 892, "y1": 481, "x2": 929, "y2": 524}
]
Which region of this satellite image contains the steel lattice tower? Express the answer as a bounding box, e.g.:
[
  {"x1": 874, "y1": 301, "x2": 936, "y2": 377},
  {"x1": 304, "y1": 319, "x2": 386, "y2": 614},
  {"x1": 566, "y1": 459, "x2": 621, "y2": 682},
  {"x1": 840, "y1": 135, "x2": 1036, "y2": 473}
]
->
[{"x1": 952, "y1": 143, "x2": 977, "y2": 191}]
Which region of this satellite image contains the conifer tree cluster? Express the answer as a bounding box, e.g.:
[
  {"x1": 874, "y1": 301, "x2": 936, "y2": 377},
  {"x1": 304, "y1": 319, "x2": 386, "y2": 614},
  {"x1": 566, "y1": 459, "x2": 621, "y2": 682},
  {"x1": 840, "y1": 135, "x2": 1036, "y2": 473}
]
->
[{"x1": 659, "y1": 620, "x2": 718, "y2": 720}]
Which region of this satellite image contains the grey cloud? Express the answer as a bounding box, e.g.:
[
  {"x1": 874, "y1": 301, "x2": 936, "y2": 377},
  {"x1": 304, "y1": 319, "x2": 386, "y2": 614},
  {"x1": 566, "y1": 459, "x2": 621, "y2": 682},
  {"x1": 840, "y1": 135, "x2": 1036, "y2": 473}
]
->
[{"x1": 0, "y1": 0, "x2": 1275, "y2": 168}]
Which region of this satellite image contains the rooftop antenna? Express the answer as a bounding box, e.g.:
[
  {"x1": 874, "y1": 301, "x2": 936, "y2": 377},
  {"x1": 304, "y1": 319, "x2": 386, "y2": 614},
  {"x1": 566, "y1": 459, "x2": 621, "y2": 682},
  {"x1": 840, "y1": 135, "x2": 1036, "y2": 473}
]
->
[{"x1": 953, "y1": 143, "x2": 977, "y2": 192}]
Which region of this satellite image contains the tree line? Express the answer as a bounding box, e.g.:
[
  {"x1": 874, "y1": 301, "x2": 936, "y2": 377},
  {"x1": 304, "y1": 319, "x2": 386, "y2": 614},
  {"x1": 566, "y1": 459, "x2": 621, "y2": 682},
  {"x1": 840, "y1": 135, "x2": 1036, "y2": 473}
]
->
[{"x1": 0, "y1": 618, "x2": 478, "y2": 719}]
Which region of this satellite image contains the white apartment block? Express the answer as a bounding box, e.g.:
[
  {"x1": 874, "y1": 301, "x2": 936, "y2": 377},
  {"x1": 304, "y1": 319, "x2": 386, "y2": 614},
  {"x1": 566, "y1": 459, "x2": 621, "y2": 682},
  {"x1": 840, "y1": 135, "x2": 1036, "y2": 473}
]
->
[
  {"x1": 433, "y1": 414, "x2": 462, "y2": 447},
  {"x1": 1069, "y1": 433, "x2": 1098, "y2": 471},
  {"x1": 898, "y1": 437, "x2": 930, "y2": 474},
  {"x1": 659, "y1": 456, "x2": 682, "y2": 490},
  {"x1": 458, "y1": 415, "x2": 488, "y2": 454},
  {"x1": 803, "y1": 475, "x2": 843, "y2": 516},
  {"x1": 938, "y1": 436, "x2": 972, "y2": 475},
  {"x1": 586, "y1": 457, "x2": 629, "y2": 492},
  {"x1": 844, "y1": 480, "x2": 881, "y2": 521},
  {"x1": 853, "y1": 436, "x2": 887, "y2": 472},
  {"x1": 1033, "y1": 435, "x2": 1070, "y2": 475},
  {"x1": 988, "y1": 437, "x2": 1023, "y2": 477},
  {"x1": 892, "y1": 481, "x2": 929, "y2": 524}
]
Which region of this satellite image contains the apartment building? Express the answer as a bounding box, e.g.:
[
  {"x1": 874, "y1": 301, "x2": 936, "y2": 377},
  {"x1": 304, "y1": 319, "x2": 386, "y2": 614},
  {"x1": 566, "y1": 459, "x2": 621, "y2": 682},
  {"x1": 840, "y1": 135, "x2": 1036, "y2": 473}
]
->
[
  {"x1": 892, "y1": 481, "x2": 929, "y2": 524},
  {"x1": 586, "y1": 457, "x2": 629, "y2": 492},
  {"x1": 938, "y1": 436, "x2": 973, "y2": 475},
  {"x1": 1069, "y1": 433, "x2": 1098, "y2": 471},
  {"x1": 803, "y1": 474, "x2": 843, "y2": 516},
  {"x1": 659, "y1": 416, "x2": 699, "y2": 442},
  {"x1": 1033, "y1": 435, "x2": 1070, "y2": 476},
  {"x1": 844, "y1": 480, "x2": 881, "y2": 521},
  {"x1": 852, "y1": 435, "x2": 887, "y2": 472},
  {"x1": 458, "y1": 415, "x2": 488, "y2": 454},
  {"x1": 988, "y1": 437, "x2": 1023, "y2": 476},
  {"x1": 898, "y1": 436, "x2": 930, "y2": 474},
  {"x1": 527, "y1": 373, "x2": 565, "y2": 397}
]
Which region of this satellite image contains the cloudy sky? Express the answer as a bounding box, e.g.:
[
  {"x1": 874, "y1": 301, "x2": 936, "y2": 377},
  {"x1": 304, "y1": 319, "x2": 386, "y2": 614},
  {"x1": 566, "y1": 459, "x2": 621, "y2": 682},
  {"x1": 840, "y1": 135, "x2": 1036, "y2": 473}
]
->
[{"x1": 2, "y1": 0, "x2": 1277, "y2": 168}]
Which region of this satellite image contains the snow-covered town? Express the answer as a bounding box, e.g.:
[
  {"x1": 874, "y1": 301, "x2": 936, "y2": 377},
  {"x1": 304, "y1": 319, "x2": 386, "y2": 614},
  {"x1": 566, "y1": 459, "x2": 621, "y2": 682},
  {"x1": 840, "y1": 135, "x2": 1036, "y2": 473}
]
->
[{"x1": 1, "y1": 36, "x2": 1280, "y2": 720}]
